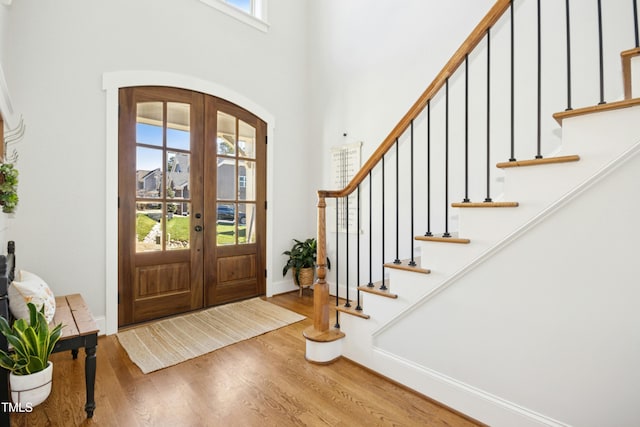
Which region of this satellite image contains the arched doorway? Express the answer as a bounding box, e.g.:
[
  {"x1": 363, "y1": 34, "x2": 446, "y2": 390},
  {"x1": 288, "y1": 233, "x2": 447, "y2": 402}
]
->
[{"x1": 118, "y1": 86, "x2": 267, "y2": 326}]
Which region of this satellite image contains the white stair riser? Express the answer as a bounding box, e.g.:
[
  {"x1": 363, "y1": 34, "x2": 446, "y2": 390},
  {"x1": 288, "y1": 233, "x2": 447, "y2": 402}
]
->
[
  {"x1": 359, "y1": 291, "x2": 409, "y2": 323},
  {"x1": 417, "y1": 240, "x2": 489, "y2": 277},
  {"x1": 560, "y1": 106, "x2": 640, "y2": 163}
]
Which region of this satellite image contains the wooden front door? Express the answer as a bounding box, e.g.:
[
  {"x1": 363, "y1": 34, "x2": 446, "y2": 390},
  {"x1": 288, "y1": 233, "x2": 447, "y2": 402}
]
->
[{"x1": 118, "y1": 87, "x2": 266, "y2": 326}]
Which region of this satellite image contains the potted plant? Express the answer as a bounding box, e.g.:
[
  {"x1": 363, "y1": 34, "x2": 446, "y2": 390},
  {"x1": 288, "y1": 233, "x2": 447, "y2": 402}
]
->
[
  {"x1": 0, "y1": 162, "x2": 19, "y2": 214},
  {"x1": 0, "y1": 302, "x2": 64, "y2": 406},
  {"x1": 282, "y1": 238, "x2": 330, "y2": 293}
]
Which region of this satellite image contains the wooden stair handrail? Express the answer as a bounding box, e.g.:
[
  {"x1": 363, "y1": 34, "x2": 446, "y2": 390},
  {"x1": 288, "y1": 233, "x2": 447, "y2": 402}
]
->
[{"x1": 317, "y1": 0, "x2": 511, "y2": 200}]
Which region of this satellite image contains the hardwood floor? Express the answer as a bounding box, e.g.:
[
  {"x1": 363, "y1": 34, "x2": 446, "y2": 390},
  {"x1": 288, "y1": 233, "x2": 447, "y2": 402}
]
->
[{"x1": 9, "y1": 291, "x2": 480, "y2": 427}]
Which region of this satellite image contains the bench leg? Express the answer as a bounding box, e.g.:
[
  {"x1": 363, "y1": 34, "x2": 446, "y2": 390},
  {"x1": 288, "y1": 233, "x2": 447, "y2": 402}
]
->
[
  {"x1": 84, "y1": 335, "x2": 97, "y2": 418},
  {"x1": 0, "y1": 368, "x2": 9, "y2": 426}
]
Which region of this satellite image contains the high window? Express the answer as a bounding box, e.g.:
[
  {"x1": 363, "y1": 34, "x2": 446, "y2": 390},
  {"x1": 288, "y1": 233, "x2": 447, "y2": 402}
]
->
[
  {"x1": 200, "y1": 0, "x2": 268, "y2": 32},
  {"x1": 226, "y1": 0, "x2": 252, "y2": 14}
]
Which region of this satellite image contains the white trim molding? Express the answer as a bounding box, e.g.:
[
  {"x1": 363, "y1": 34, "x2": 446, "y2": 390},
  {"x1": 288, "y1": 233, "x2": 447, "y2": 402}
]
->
[
  {"x1": 199, "y1": 0, "x2": 269, "y2": 33},
  {"x1": 102, "y1": 70, "x2": 275, "y2": 335}
]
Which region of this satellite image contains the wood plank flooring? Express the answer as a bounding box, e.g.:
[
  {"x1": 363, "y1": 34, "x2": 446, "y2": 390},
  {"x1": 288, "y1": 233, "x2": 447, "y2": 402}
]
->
[{"x1": 9, "y1": 291, "x2": 481, "y2": 427}]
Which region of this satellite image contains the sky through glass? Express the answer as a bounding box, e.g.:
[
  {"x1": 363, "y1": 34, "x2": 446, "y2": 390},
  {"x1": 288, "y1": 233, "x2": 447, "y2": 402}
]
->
[{"x1": 226, "y1": 0, "x2": 251, "y2": 14}]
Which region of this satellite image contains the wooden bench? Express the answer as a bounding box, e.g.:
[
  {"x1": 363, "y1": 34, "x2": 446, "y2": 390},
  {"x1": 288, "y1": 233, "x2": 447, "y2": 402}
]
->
[
  {"x1": 0, "y1": 242, "x2": 98, "y2": 424},
  {"x1": 51, "y1": 294, "x2": 98, "y2": 416}
]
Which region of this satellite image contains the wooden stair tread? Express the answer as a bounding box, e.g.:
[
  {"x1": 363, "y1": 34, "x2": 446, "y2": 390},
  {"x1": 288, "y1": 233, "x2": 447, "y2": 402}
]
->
[
  {"x1": 621, "y1": 47, "x2": 640, "y2": 58},
  {"x1": 383, "y1": 258, "x2": 431, "y2": 274},
  {"x1": 415, "y1": 235, "x2": 470, "y2": 244},
  {"x1": 333, "y1": 304, "x2": 371, "y2": 319},
  {"x1": 358, "y1": 280, "x2": 398, "y2": 298},
  {"x1": 451, "y1": 201, "x2": 519, "y2": 208},
  {"x1": 553, "y1": 98, "x2": 640, "y2": 125},
  {"x1": 303, "y1": 326, "x2": 346, "y2": 343},
  {"x1": 496, "y1": 155, "x2": 580, "y2": 169}
]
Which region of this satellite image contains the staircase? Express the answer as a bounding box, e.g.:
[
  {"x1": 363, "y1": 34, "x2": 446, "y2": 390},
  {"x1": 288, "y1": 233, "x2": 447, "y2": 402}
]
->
[{"x1": 304, "y1": 1, "x2": 640, "y2": 426}]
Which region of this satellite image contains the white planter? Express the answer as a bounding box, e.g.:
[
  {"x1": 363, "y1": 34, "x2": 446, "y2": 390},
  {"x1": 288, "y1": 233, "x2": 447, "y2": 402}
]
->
[{"x1": 9, "y1": 361, "x2": 53, "y2": 407}]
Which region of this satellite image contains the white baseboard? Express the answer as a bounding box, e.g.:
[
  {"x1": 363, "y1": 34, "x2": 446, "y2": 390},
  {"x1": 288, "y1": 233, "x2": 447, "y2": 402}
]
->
[
  {"x1": 95, "y1": 315, "x2": 106, "y2": 336},
  {"x1": 267, "y1": 278, "x2": 298, "y2": 297},
  {"x1": 373, "y1": 347, "x2": 570, "y2": 427}
]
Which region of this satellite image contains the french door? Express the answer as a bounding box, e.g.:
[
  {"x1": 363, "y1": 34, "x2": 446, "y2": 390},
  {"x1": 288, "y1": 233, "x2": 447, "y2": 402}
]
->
[{"x1": 118, "y1": 86, "x2": 266, "y2": 326}]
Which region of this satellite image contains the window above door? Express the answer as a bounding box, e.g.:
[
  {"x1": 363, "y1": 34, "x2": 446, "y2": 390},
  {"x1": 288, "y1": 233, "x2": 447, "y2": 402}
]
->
[{"x1": 200, "y1": 0, "x2": 269, "y2": 33}]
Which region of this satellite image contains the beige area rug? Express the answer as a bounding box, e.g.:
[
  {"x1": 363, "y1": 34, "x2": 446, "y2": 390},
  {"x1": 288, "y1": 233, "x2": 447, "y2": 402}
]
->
[{"x1": 117, "y1": 297, "x2": 306, "y2": 374}]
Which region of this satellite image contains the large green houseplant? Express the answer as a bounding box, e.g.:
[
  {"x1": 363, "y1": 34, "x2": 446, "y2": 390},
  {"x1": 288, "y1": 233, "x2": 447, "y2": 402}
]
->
[
  {"x1": 282, "y1": 238, "x2": 330, "y2": 290},
  {"x1": 0, "y1": 302, "x2": 64, "y2": 406}
]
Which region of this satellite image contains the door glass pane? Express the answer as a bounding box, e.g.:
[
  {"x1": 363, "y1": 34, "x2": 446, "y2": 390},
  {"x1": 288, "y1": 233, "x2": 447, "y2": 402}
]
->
[
  {"x1": 136, "y1": 147, "x2": 163, "y2": 198},
  {"x1": 136, "y1": 102, "x2": 163, "y2": 147},
  {"x1": 167, "y1": 152, "x2": 190, "y2": 200},
  {"x1": 217, "y1": 159, "x2": 236, "y2": 200},
  {"x1": 217, "y1": 111, "x2": 236, "y2": 155},
  {"x1": 238, "y1": 120, "x2": 256, "y2": 159},
  {"x1": 238, "y1": 159, "x2": 255, "y2": 201},
  {"x1": 214, "y1": 110, "x2": 259, "y2": 247},
  {"x1": 238, "y1": 203, "x2": 255, "y2": 244},
  {"x1": 136, "y1": 202, "x2": 163, "y2": 252},
  {"x1": 167, "y1": 102, "x2": 190, "y2": 150},
  {"x1": 167, "y1": 203, "x2": 190, "y2": 250},
  {"x1": 216, "y1": 202, "x2": 236, "y2": 245}
]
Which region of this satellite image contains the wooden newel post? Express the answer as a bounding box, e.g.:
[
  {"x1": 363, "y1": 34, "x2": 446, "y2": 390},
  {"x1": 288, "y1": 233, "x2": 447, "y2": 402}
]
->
[
  {"x1": 303, "y1": 193, "x2": 344, "y2": 363},
  {"x1": 313, "y1": 195, "x2": 329, "y2": 332}
]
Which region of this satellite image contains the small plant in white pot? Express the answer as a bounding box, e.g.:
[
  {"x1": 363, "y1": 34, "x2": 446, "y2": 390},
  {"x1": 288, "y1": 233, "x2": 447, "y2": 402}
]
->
[{"x1": 0, "y1": 302, "x2": 63, "y2": 406}]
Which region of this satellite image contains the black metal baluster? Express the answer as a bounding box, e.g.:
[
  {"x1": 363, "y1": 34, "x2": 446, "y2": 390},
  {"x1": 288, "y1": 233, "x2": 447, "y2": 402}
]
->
[
  {"x1": 444, "y1": 79, "x2": 451, "y2": 237},
  {"x1": 634, "y1": 0, "x2": 639, "y2": 47},
  {"x1": 509, "y1": 0, "x2": 516, "y2": 162},
  {"x1": 565, "y1": 0, "x2": 573, "y2": 111},
  {"x1": 425, "y1": 100, "x2": 434, "y2": 235},
  {"x1": 597, "y1": 0, "x2": 606, "y2": 105},
  {"x1": 380, "y1": 156, "x2": 387, "y2": 290},
  {"x1": 344, "y1": 193, "x2": 350, "y2": 308},
  {"x1": 393, "y1": 138, "x2": 401, "y2": 264},
  {"x1": 356, "y1": 185, "x2": 362, "y2": 311},
  {"x1": 367, "y1": 171, "x2": 374, "y2": 287},
  {"x1": 536, "y1": 0, "x2": 543, "y2": 159},
  {"x1": 409, "y1": 120, "x2": 417, "y2": 264},
  {"x1": 485, "y1": 29, "x2": 493, "y2": 203},
  {"x1": 463, "y1": 56, "x2": 471, "y2": 203},
  {"x1": 335, "y1": 196, "x2": 340, "y2": 329}
]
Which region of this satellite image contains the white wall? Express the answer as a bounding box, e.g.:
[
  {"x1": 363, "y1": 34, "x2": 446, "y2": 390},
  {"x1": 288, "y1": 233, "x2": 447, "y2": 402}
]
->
[
  {"x1": 308, "y1": 0, "x2": 495, "y2": 184},
  {"x1": 0, "y1": 0, "x2": 316, "y2": 328}
]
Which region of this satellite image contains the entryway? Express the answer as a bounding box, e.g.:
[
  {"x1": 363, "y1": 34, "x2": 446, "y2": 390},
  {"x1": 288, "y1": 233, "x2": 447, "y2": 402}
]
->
[{"x1": 118, "y1": 86, "x2": 267, "y2": 326}]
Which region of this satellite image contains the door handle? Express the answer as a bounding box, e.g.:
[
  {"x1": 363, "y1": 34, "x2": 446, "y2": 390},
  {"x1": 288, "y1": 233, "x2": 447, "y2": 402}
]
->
[{"x1": 194, "y1": 225, "x2": 203, "y2": 232}]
